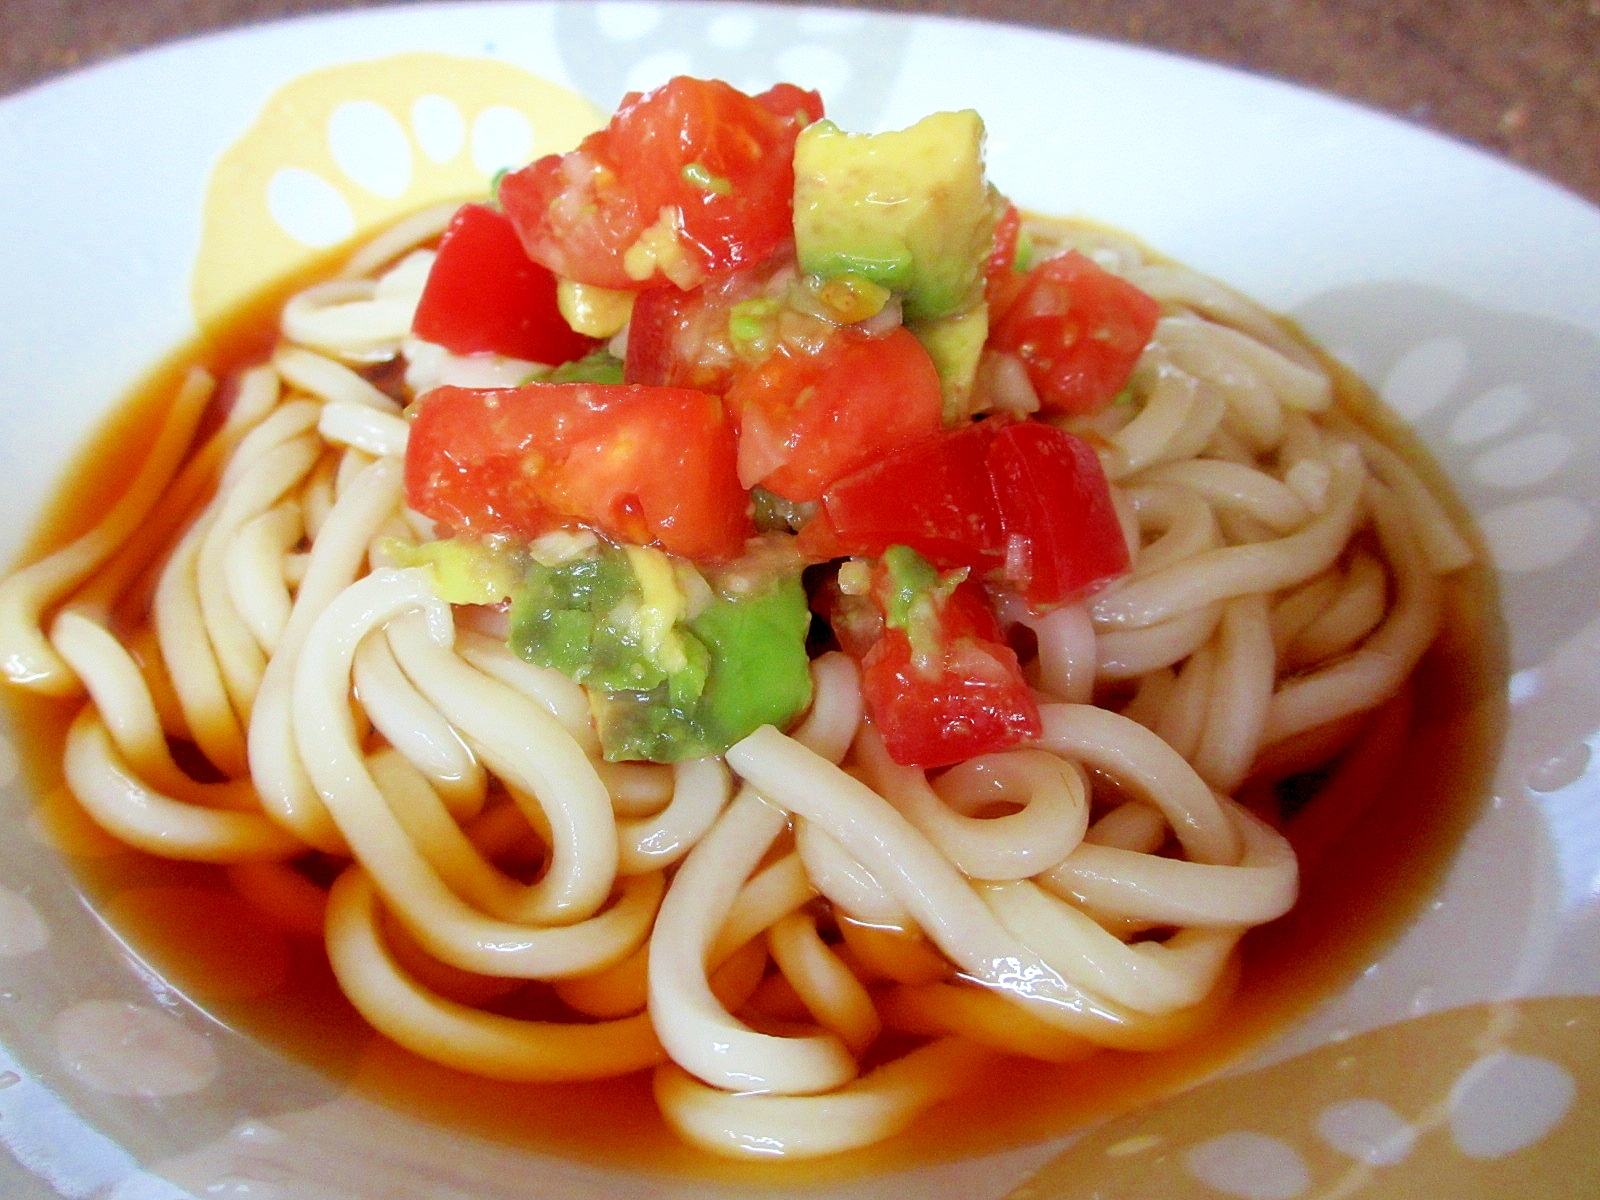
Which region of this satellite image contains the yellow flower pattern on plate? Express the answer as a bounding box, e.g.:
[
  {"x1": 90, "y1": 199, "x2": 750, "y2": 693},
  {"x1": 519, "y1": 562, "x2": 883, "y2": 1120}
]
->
[{"x1": 191, "y1": 52, "x2": 602, "y2": 332}]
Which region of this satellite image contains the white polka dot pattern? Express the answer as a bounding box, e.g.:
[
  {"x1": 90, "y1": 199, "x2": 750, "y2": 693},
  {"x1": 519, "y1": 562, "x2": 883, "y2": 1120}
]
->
[
  {"x1": 1315, "y1": 1098, "x2": 1418, "y2": 1166},
  {"x1": 53, "y1": 1001, "x2": 219, "y2": 1099},
  {"x1": 0, "y1": 887, "x2": 47, "y2": 957},
  {"x1": 1183, "y1": 1132, "x2": 1311, "y2": 1199},
  {"x1": 1448, "y1": 1052, "x2": 1577, "y2": 1160}
]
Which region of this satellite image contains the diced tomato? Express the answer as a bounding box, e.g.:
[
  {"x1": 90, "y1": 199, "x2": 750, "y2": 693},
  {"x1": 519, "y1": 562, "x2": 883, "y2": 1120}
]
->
[
  {"x1": 988, "y1": 250, "x2": 1160, "y2": 415},
  {"x1": 410, "y1": 204, "x2": 598, "y2": 365},
  {"x1": 838, "y1": 557, "x2": 1040, "y2": 768},
  {"x1": 988, "y1": 421, "x2": 1130, "y2": 602},
  {"x1": 863, "y1": 630, "x2": 1040, "y2": 768},
  {"x1": 985, "y1": 200, "x2": 1025, "y2": 312},
  {"x1": 499, "y1": 77, "x2": 820, "y2": 292},
  {"x1": 811, "y1": 574, "x2": 880, "y2": 660},
  {"x1": 809, "y1": 420, "x2": 1007, "y2": 571},
  {"x1": 988, "y1": 202, "x2": 1022, "y2": 278},
  {"x1": 808, "y1": 418, "x2": 1129, "y2": 606},
  {"x1": 754, "y1": 82, "x2": 826, "y2": 126},
  {"x1": 623, "y1": 255, "x2": 797, "y2": 393},
  {"x1": 622, "y1": 285, "x2": 699, "y2": 388},
  {"x1": 404, "y1": 383, "x2": 753, "y2": 561},
  {"x1": 725, "y1": 326, "x2": 943, "y2": 503}
]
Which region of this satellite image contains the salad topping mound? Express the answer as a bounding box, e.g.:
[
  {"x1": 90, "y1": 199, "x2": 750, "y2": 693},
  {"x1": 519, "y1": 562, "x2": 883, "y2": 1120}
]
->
[{"x1": 400, "y1": 76, "x2": 1152, "y2": 766}]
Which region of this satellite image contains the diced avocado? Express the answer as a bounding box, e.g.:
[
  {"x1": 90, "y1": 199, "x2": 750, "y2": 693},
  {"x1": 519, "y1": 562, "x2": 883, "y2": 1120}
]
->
[
  {"x1": 811, "y1": 273, "x2": 892, "y2": 324},
  {"x1": 508, "y1": 542, "x2": 811, "y2": 762},
  {"x1": 685, "y1": 572, "x2": 812, "y2": 749},
  {"x1": 556, "y1": 280, "x2": 635, "y2": 339},
  {"x1": 509, "y1": 548, "x2": 643, "y2": 682},
  {"x1": 881, "y1": 543, "x2": 941, "y2": 631},
  {"x1": 388, "y1": 536, "x2": 525, "y2": 605},
  {"x1": 915, "y1": 304, "x2": 990, "y2": 424},
  {"x1": 793, "y1": 110, "x2": 997, "y2": 324},
  {"x1": 545, "y1": 349, "x2": 625, "y2": 384},
  {"x1": 880, "y1": 544, "x2": 966, "y2": 673}
]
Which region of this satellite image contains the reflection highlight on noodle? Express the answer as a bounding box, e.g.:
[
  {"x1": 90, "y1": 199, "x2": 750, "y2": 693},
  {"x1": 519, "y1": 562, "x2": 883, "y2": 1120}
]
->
[{"x1": 0, "y1": 77, "x2": 1477, "y2": 1161}]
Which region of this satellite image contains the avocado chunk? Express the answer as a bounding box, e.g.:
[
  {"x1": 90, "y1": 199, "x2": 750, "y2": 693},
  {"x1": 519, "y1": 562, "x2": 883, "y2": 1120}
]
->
[
  {"x1": 684, "y1": 573, "x2": 813, "y2": 751},
  {"x1": 914, "y1": 305, "x2": 991, "y2": 424},
  {"x1": 792, "y1": 111, "x2": 1000, "y2": 419},
  {"x1": 544, "y1": 349, "x2": 625, "y2": 384},
  {"x1": 508, "y1": 542, "x2": 812, "y2": 762},
  {"x1": 387, "y1": 535, "x2": 526, "y2": 606},
  {"x1": 793, "y1": 110, "x2": 996, "y2": 325}
]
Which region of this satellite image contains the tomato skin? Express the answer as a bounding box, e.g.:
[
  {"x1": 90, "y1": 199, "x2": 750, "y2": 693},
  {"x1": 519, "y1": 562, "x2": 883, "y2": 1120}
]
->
[
  {"x1": 988, "y1": 250, "x2": 1160, "y2": 415},
  {"x1": 499, "y1": 77, "x2": 820, "y2": 291},
  {"x1": 753, "y1": 82, "x2": 826, "y2": 126},
  {"x1": 411, "y1": 204, "x2": 598, "y2": 365},
  {"x1": 621, "y1": 285, "x2": 697, "y2": 388},
  {"x1": 404, "y1": 383, "x2": 752, "y2": 561},
  {"x1": 862, "y1": 630, "x2": 1041, "y2": 768},
  {"x1": 811, "y1": 418, "x2": 1129, "y2": 606},
  {"x1": 726, "y1": 326, "x2": 944, "y2": 503},
  {"x1": 985, "y1": 200, "x2": 1025, "y2": 312},
  {"x1": 988, "y1": 421, "x2": 1130, "y2": 604},
  {"x1": 623, "y1": 255, "x2": 795, "y2": 393},
  {"x1": 812, "y1": 420, "x2": 1007, "y2": 571},
  {"x1": 847, "y1": 566, "x2": 1039, "y2": 769}
]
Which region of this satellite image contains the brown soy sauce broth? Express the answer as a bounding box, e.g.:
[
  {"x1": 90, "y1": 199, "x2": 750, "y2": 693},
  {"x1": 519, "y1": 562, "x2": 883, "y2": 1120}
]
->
[{"x1": 4, "y1": 267, "x2": 1509, "y2": 1185}]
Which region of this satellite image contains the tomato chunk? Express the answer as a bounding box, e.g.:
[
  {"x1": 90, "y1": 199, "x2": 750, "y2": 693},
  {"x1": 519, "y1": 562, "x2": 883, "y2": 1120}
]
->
[
  {"x1": 405, "y1": 383, "x2": 752, "y2": 561},
  {"x1": 499, "y1": 77, "x2": 821, "y2": 291},
  {"x1": 827, "y1": 549, "x2": 1040, "y2": 768},
  {"x1": 811, "y1": 421, "x2": 1007, "y2": 571},
  {"x1": 753, "y1": 82, "x2": 825, "y2": 126},
  {"x1": 988, "y1": 421, "x2": 1130, "y2": 602},
  {"x1": 623, "y1": 255, "x2": 796, "y2": 393},
  {"x1": 863, "y1": 631, "x2": 1040, "y2": 768},
  {"x1": 411, "y1": 204, "x2": 597, "y2": 365},
  {"x1": 622, "y1": 284, "x2": 701, "y2": 389},
  {"x1": 811, "y1": 418, "x2": 1129, "y2": 606},
  {"x1": 726, "y1": 326, "x2": 943, "y2": 503},
  {"x1": 984, "y1": 199, "x2": 1025, "y2": 312},
  {"x1": 988, "y1": 250, "x2": 1160, "y2": 415}
]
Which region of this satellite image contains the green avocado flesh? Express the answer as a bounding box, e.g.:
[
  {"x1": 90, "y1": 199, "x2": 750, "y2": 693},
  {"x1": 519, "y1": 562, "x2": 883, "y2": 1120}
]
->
[
  {"x1": 508, "y1": 544, "x2": 813, "y2": 762},
  {"x1": 792, "y1": 109, "x2": 999, "y2": 419},
  {"x1": 792, "y1": 109, "x2": 995, "y2": 325}
]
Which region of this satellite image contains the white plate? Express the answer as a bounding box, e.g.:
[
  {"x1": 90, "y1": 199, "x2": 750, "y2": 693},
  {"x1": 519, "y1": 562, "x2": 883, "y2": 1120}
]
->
[{"x1": 1, "y1": 4, "x2": 1598, "y2": 1198}]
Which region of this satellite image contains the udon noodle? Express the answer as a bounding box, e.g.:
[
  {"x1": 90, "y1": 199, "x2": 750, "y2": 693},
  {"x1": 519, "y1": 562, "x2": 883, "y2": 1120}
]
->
[{"x1": 0, "y1": 201, "x2": 1473, "y2": 1160}]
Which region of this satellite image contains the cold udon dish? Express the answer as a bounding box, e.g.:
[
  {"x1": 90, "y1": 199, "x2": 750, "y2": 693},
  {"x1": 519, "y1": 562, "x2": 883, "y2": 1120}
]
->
[{"x1": 0, "y1": 78, "x2": 1491, "y2": 1162}]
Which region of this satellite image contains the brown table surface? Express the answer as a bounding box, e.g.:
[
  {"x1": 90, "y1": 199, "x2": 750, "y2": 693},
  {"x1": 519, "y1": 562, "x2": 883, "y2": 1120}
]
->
[{"x1": 2, "y1": 0, "x2": 1596, "y2": 208}]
